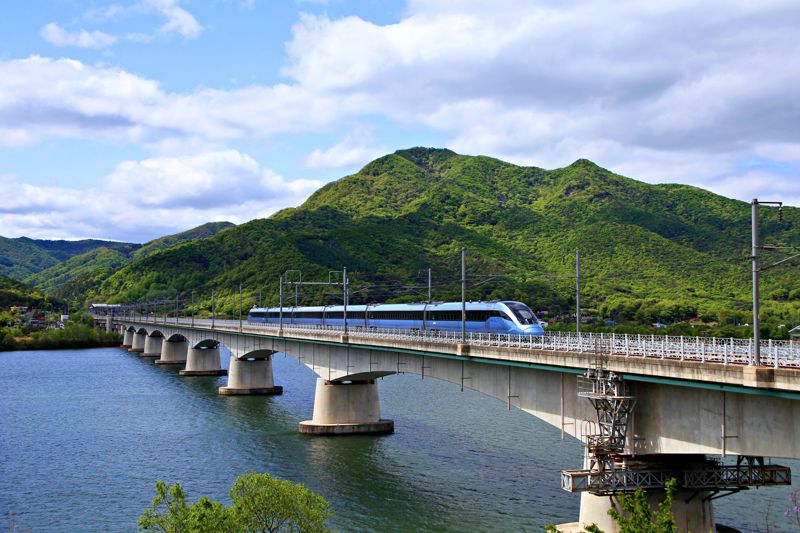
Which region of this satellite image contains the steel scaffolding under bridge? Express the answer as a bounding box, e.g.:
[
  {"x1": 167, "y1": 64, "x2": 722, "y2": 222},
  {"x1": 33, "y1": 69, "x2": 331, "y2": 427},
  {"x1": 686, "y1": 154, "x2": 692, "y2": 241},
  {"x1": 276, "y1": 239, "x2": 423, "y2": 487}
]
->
[{"x1": 561, "y1": 456, "x2": 791, "y2": 496}]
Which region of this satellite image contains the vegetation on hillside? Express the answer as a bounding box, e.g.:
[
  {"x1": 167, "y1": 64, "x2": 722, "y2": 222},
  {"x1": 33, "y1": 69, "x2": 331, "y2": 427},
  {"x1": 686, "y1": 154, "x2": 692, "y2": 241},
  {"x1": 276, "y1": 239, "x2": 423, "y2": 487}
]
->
[
  {"x1": 88, "y1": 148, "x2": 799, "y2": 335},
  {"x1": 0, "y1": 274, "x2": 58, "y2": 309},
  {"x1": 0, "y1": 236, "x2": 137, "y2": 280},
  {"x1": 132, "y1": 221, "x2": 235, "y2": 259}
]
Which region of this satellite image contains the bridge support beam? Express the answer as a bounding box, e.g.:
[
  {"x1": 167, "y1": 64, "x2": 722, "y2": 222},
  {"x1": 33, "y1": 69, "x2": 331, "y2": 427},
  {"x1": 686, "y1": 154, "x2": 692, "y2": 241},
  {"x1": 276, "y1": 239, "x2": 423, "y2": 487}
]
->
[
  {"x1": 121, "y1": 328, "x2": 134, "y2": 348},
  {"x1": 299, "y1": 378, "x2": 394, "y2": 436},
  {"x1": 569, "y1": 486, "x2": 715, "y2": 533},
  {"x1": 156, "y1": 339, "x2": 188, "y2": 365},
  {"x1": 180, "y1": 346, "x2": 227, "y2": 376},
  {"x1": 219, "y1": 356, "x2": 282, "y2": 395},
  {"x1": 142, "y1": 335, "x2": 164, "y2": 357},
  {"x1": 129, "y1": 331, "x2": 146, "y2": 353}
]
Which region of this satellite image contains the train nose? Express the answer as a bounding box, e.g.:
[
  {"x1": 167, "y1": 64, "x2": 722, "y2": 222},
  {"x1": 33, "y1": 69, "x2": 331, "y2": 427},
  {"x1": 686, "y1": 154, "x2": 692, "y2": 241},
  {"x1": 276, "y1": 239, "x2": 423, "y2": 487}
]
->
[{"x1": 524, "y1": 324, "x2": 545, "y2": 335}]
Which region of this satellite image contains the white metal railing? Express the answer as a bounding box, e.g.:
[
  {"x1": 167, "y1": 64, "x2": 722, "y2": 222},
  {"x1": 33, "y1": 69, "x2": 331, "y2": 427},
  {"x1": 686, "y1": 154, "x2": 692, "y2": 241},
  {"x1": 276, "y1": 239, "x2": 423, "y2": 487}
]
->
[{"x1": 109, "y1": 315, "x2": 800, "y2": 369}]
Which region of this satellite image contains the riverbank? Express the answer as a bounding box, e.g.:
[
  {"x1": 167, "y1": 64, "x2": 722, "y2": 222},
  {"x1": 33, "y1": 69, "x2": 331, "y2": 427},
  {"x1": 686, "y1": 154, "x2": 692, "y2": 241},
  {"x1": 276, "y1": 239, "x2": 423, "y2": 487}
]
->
[{"x1": 0, "y1": 324, "x2": 121, "y2": 351}]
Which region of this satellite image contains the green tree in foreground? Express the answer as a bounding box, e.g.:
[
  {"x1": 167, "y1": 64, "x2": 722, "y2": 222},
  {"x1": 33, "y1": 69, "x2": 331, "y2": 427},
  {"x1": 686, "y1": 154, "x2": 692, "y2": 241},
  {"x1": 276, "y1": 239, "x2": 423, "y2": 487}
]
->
[
  {"x1": 546, "y1": 478, "x2": 677, "y2": 533},
  {"x1": 138, "y1": 472, "x2": 333, "y2": 533}
]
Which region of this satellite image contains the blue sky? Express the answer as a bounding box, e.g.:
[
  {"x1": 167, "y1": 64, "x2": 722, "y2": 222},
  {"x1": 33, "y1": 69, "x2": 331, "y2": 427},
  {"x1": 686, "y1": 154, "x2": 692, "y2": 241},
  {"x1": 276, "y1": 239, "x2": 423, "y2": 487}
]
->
[{"x1": 1, "y1": 0, "x2": 798, "y2": 242}]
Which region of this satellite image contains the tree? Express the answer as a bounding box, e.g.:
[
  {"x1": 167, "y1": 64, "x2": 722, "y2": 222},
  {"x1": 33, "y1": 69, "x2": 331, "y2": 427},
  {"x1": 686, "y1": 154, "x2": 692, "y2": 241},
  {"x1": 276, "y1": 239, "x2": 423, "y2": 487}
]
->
[
  {"x1": 544, "y1": 478, "x2": 676, "y2": 533},
  {"x1": 138, "y1": 472, "x2": 333, "y2": 533}
]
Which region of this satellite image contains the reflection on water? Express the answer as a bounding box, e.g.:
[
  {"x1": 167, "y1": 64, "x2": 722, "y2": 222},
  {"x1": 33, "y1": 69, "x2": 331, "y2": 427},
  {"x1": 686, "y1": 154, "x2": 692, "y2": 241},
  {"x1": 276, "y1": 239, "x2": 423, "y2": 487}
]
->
[{"x1": 0, "y1": 348, "x2": 797, "y2": 532}]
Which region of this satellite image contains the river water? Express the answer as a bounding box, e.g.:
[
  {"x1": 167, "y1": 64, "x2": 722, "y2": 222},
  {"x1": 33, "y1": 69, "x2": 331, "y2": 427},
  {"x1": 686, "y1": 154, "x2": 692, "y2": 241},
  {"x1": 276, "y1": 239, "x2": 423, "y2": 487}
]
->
[{"x1": 0, "y1": 348, "x2": 797, "y2": 532}]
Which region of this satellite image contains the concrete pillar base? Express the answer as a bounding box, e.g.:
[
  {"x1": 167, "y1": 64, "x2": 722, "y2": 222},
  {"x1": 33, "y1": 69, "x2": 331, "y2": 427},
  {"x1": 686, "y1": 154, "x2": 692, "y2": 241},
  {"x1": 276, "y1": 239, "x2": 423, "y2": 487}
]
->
[
  {"x1": 121, "y1": 344, "x2": 132, "y2": 348},
  {"x1": 130, "y1": 332, "x2": 146, "y2": 353},
  {"x1": 122, "y1": 329, "x2": 134, "y2": 347},
  {"x1": 139, "y1": 351, "x2": 161, "y2": 357},
  {"x1": 576, "y1": 463, "x2": 717, "y2": 533},
  {"x1": 157, "y1": 339, "x2": 189, "y2": 365},
  {"x1": 182, "y1": 346, "x2": 223, "y2": 375},
  {"x1": 181, "y1": 369, "x2": 228, "y2": 376},
  {"x1": 143, "y1": 335, "x2": 164, "y2": 357},
  {"x1": 300, "y1": 378, "x2": 392, "y2": 436},
  {"x1": 220, "y1": 356, "x2": 280, "y2": 394},
  {"x1": 219, "y1": 385, "x2": 283, "y2": 395},
  {"x1": 299, "y1": 419, "x2": 394, "y2": 435}
]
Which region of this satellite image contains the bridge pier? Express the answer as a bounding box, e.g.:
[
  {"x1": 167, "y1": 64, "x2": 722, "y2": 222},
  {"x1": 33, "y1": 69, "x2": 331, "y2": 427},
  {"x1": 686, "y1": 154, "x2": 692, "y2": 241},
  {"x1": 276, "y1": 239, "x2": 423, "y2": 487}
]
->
[
  {"x1": 219, "y1": 355, "x2": 282, "y2": 395},
  {"x1": 129, "y1": 330, "x2": 146, "y2": 353},
  {"x1": 142, "y1": 333, "x2": 164, "y2": 357},
  {"x1": 156, "y1": 339, "x2": 188, "y2": 365},
  {"x1": 563, "y1": 483, "x2": 715, "y2": 533},
  {"x1": 180, "y1": 346, "x2": 227, "y2": 376},
  {"x1": 299, "y1": 378, "x2": 394, "y2": 436},
  {"x1": 121, "y1": 328, "x2": 134, "y2": 348}
]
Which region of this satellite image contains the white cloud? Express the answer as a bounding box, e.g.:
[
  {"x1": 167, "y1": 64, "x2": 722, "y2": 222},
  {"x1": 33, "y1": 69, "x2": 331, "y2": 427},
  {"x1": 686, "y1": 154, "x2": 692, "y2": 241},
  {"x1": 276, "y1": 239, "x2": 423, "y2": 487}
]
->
[
  {"x1": 305, "y1": 127, "x2": 386, "y2": 169},
  {"x1": 0, "y1": 151, "x2": 322, "y2": 241},
  {"x1": 40, "y1": 23, "x2": 118, "y2": 49},
  {"x1": 146, "y1": 0, "x2": 204, "y2": 38}
]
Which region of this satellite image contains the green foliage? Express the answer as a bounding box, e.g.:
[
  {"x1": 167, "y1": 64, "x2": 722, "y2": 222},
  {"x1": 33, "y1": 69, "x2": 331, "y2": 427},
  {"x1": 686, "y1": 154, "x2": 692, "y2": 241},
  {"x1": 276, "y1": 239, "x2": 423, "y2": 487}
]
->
[
  {"x1": 0, "y1": 274, "x2": 59, "y2": 309},
  {"x1": 132, "y1": 221, "x2": 235, "y2": 260},
  {"x1": 608, "y1": 478, "x2": 676, "y2": 533},
  {"x1": 544, "y1": 478, "x2": 677, "y2": 533},
  {"x1": 0, "y1": 321, "x2": 120, "y2": 351},
  {"x1": 138, "y1": 472, "x2": 332, "y2": 533}
]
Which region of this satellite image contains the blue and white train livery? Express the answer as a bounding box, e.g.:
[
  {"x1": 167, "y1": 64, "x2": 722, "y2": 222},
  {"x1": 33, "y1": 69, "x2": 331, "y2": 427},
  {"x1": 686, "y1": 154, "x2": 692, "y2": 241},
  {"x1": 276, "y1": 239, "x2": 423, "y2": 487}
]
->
[{"x1": 247, "y1": 300, "x2": 544, "y2": 336}]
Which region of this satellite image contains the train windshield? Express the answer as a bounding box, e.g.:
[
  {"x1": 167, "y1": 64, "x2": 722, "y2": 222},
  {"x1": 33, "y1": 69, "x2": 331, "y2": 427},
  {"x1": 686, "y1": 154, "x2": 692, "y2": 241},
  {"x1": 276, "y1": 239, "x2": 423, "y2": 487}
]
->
[{"x1": 505, "y1": 303, "x2": 538, "y2": 325}]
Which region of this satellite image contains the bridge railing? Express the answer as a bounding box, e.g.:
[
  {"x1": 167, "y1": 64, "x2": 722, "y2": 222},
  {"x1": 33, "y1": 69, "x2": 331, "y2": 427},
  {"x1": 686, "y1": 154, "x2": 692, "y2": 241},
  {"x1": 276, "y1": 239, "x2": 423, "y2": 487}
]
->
[{"x1": 110, "y1": 315, "x2": 800, "y2": 368}]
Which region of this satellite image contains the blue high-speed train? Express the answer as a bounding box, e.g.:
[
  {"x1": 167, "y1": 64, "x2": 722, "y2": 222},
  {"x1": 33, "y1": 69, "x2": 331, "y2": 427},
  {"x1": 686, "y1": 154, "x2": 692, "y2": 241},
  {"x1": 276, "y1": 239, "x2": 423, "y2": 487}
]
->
[{"x1": 247, "y1": 300, "x2": 544, "y2": 335}]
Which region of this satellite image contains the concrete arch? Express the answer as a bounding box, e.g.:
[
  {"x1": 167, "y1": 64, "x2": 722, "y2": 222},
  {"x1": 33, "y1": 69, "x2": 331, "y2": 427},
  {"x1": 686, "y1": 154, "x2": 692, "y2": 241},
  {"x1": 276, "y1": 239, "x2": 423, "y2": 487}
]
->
[
  {"x1": 331, "y1": 371, "x2": 396, "y2": 383},
  {"x1": 237, "y1": 349, "x2": 277, "y2": 361},
  {"x1": 136, "y1": 327, "x2": 148, "y2": 334},
  {"x1": 126, "y1": 326, "x2": 137, "y2": 332},
  {"x1": 193, "y1": 338, "x2": 220, "y2": 350},
  {"x1": 148, "y1": 330, "x2": 165, "y2": 338},
  {"x1": 166, "y1": 333, "x2": 188, "y2": 342}
]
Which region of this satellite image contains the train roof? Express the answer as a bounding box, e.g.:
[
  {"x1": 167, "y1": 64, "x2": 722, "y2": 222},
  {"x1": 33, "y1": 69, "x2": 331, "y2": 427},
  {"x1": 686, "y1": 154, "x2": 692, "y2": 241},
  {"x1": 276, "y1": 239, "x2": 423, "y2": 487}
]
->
[{"x1": 248, "y1": 301, "x2": 531, "y2": 312}]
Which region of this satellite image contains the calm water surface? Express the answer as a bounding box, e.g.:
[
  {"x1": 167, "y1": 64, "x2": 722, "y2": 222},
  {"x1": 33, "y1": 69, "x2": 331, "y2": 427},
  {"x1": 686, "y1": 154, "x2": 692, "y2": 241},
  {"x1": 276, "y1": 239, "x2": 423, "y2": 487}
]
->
[{"x1": 0, "y1": 348, "x2": 797, "y2": 532}]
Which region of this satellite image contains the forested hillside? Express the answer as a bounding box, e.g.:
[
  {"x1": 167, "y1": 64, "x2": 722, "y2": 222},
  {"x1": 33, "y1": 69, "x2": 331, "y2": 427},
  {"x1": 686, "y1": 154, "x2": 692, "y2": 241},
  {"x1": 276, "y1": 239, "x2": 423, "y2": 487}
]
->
[{"x1": 91, "y1": 148, "x2": 800, "y2": 330}]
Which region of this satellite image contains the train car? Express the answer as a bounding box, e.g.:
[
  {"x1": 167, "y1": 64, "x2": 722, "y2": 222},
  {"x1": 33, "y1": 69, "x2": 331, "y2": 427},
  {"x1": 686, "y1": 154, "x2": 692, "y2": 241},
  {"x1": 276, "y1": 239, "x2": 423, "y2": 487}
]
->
[{"x1": 247, "y1": 300, "x2": 544, "y2": 335}]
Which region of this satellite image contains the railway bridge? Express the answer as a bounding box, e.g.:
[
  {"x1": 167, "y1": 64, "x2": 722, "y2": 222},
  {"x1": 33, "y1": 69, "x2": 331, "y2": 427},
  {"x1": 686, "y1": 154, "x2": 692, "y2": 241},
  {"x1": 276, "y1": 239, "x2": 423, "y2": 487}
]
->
[{"x1": 102, "y1": 313, "x2": 800, "y2": 532}]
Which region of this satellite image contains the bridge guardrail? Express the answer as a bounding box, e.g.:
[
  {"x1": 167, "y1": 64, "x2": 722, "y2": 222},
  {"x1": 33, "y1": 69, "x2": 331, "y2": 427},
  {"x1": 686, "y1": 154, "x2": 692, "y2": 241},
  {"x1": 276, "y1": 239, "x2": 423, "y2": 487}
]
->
[{"x1": 108, "y1": 315, "x2": 800, "y2": 369}]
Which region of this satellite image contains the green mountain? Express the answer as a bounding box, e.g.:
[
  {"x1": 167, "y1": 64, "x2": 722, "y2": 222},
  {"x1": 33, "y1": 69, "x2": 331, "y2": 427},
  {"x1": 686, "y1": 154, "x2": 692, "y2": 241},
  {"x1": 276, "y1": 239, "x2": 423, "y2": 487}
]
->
[
  {"x1": 25, "y1": 247, "x2": 132, "y2": 295},
  {"x1": 0, "y1": 274, "x2": 57, "y2": 309},
  {"x1": 132, "y1": 221, "x2": 235, "y2": 259},
  {"x1": 91, "y1": 148, "x2": 800, "y2": 327},
  {"x1": 0, "y1": 236, "x2": 137, "y2": 281}
]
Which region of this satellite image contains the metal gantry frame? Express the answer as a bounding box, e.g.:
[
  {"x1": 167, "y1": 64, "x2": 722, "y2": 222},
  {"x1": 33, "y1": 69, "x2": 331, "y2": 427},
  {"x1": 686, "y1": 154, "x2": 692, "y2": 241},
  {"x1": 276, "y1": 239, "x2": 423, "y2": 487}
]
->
[{"x1": 562, "y1": 365, "x2": 791, "y2": 496}]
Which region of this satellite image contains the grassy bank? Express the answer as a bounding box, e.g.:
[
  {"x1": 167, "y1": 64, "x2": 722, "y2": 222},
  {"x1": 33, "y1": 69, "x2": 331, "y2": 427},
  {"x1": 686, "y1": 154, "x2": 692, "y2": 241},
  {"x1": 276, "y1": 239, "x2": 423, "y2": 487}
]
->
[{"x1": 0, "y1": 323, "x2": 121, "y2": 351}]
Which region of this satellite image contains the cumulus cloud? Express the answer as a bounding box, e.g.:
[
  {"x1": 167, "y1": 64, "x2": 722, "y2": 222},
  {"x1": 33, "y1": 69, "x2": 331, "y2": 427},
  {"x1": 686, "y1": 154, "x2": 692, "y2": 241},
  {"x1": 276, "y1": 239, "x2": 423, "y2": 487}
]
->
[
  {"x1": 0, "y1": 56, "x2": 350, "y2": 147},
  {"x1": 305, "y1": 127, "x2": 386, "y2": 169},
  {"x1": 0, "y1": 151, "x2": 322, "y2": 241},
  {"x1": 40, "y1": 23, "x2": 118, "y2": 49},
  {"x1": 4, "y1": 0, "x2": 800, "y2": 242}
]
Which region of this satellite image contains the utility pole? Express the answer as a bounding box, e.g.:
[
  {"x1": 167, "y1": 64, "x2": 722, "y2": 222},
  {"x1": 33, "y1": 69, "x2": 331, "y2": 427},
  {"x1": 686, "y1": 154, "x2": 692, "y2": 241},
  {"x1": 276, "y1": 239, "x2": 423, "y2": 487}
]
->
[
  {"x1": 576, "y1": 249, "x2": 581, "y2": 334},
  {"x1": 751, "y1": 199, "x2": 785, "y2": 366},
  {"x1": 461, "y1": 248, "x2": 466, "y2": 343},
  {"x1": 175, "y1": 294, "x2": 178, "y2": 324},
  {"x1": 258, "y1": 289, "x2": 262, "y2": 308},
  {"x1": 752, "y1": 199, "x2": 760, "y2": 365},
  {"x1": 428, "y1": 268, "x2": 432, "y2": 302},
  {"x1": 279, "y1": 276, "x2": 284, "y2": 333},
  {"x1": 239, "y1": 283, "x2": 243, "y2": 332},
  {"x1": 343, "y1": 267, "x2": 349, "y2": 336},
  {"x1": 211, "y1": 289, "x2": 216, "y2": 329},
  {"x1": 191, "y1": 290, "x2": 195, "y2": 327}
]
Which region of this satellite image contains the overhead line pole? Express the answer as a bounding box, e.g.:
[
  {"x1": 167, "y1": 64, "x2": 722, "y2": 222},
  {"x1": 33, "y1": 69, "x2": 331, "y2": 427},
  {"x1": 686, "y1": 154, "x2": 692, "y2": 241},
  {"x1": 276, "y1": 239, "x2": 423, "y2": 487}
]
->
[
  {"x1": 751, "y1": 198, "x2": 784, "y2": 366},
  {"x1": 428, "y1": 268, "x2": 432, "y2": 302},
  {"x1": 279, "y1": 276, "x2": 284, "y2": 333},
  {"x1": 343, "y1": 267, "x2": 348, "y2": 337},
  {"x1": 211, "y1": 288, "x2": 216, "y2": 329},
  {"x1": 576, "y1": 249, "x2": 581, "y2": 334},
  {"x1": 461, "y1": 248, "x2": 466, "y2": 343}
]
